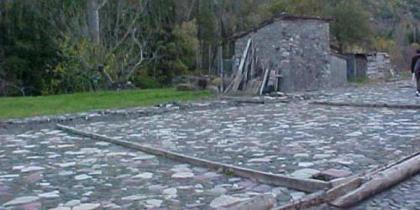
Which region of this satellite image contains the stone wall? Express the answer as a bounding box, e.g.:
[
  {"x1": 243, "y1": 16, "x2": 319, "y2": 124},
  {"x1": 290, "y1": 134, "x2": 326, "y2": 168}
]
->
[
  {"x1": 330, "y1": 54, "x2": 348, "y2": 87},
  {"x1": 234, "y1": 19, "x2": 333, "y2": 92},
  {"x1": 367, "y1": 53, "x2": 394, "y2": 80}
]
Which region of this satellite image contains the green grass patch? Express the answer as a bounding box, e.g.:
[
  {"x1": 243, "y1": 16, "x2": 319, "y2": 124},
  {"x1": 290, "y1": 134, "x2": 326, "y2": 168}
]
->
[
  {"x1": 0, "y1": 89, "x2": 211, "y2": 119},
  {"x1": 399, "y1": 71, "x2": 413, "y2": 80},
  {"x1": 349, "y1": 76, "x2": 369, "y2": 85}
]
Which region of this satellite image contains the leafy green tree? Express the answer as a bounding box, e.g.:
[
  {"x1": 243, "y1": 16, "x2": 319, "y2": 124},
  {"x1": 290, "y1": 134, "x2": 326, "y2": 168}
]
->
[
  {"x1": 270, "y1": 0, "x2": 326, "y2": 16},
  {"x1": 270, "y1": 0, "x2": 372, "y2": 52},
  {"x1": 0, "y1": 0, "x2": 60, "y2": 96},
  {"x1": 327, "y1": 0, "x2": 372, "y2": 52}
]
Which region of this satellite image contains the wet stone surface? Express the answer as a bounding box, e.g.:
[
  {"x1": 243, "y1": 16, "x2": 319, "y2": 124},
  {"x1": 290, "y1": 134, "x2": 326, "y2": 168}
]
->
[
  {"x1": 0, "y1": 129, "x2": 300, "y2": 209},
  {"x1": 317, "y1": 80, "x2": 420, "y2": 106},
  {"x1": 73, "y1": 103, "x2": 420, "y2": 176},
  {"x1": 2, "y1": 80, "x2": 420, "y2": 209}
]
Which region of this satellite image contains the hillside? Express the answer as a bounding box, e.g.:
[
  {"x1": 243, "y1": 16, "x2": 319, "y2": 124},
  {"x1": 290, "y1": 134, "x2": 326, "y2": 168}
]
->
[
  {"x1": 352, "y1": 0, "x2": 420, "y2": 70},
  {"x1": 364, "y1": 0, "x2": 419, "y2": 69},
  {"x1": 268, "y1": 0, "x2": 420, "y2": 69}
]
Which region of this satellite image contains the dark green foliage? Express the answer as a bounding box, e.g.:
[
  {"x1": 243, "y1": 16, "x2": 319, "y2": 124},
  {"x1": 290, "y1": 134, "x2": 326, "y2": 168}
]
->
[
  {"x1": 327, "y1": 1, "x2": 372, "y2": 51},
  {"x1": 196, "y1": 0, "x2": 218, "y2": 44},
  {"x1": 270, "y1": 0, "x2": 373, "y2": 52},
  {"x1": 141, "y1": 0, "x2": 191, "y2": 84},
  {"x1": 407, "y1": 27, "x2": 420, "y2": 45},
  {"x1": 0, "y1": 1, "x2": 59, "y2": 96},
  {"x1": 1, "y1": 0, "x2": 419, "y2": 96}
]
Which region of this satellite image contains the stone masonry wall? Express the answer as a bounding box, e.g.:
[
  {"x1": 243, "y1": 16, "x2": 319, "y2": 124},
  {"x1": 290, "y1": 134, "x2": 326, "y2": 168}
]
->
[
  {"x1": 234, "y1": 19, "x2": 332, "y2": 92},
  {"x1": 367, "y1": 52, "x2": 394, "y2": 80},
  {"x1": 330, "y1": 54, "x2": 348, "y2": 87}
]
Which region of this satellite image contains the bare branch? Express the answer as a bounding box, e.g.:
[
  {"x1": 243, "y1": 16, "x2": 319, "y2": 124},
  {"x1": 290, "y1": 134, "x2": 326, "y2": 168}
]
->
[{"x1": 125, "y1": 29, "x2": 146, "y2": 80}]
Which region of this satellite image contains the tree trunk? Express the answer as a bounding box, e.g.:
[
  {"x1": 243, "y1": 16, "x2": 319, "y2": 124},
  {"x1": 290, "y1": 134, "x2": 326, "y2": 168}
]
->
[
  {"x1": 87, "y1": 0, "x2": 100, "y2": 44},
  {"x1": 208, "y1": 44, "x2": 212, "y2": 75}
]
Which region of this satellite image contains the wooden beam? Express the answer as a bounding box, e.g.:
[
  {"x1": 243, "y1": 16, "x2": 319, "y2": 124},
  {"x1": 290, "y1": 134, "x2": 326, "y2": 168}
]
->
[
  {"x1": 225, "y1": 39, "x2": 252, "y2": 93},
  {"x1": 242, "y1": 46, "x2": 253, "y2": 90},
  {"x1": 57, "y1": 124, "x2": 330, "y2": 193},
  {"x1": 330, "y1": 154, "x2": 420, "y2": 208},
  {"x1": 259, "y1": 68, "x2": 270, "y2": 95},
  {"x1": 325, "y1": 178, "x2": 363, "y2": 201}
]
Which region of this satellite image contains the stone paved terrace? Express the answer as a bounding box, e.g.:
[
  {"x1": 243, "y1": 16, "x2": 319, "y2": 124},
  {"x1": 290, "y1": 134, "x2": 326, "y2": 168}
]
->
[
  {"x1": 2, "y1": 79, "x2": 420, "y2": 209},
  {"x1": 72, "y1": 103, "x2": 420, "y2": 178},
  {"x1": 316, "y1": 80, "x2": 420, "y2": 106},
  {"x1": 0, "y1": 128, "x2": 302, "y2": 210}
]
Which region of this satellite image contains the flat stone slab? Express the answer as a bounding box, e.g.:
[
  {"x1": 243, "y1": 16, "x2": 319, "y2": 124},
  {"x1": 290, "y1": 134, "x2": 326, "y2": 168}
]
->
[
  {"x1": 0, "y1": 129, "x2": 300, "y2": 209},
  {"x1": 72, "y1": 101, "x2": 420, "y2": 176},
  {"x1": 316, "y1": 80, "x2": 420, "y2": 107},
  {"x1": 3, "y1": 196, "x2": 39, "y2": 206},
  {"x1": 3, "y1": 80, "x2": 420, "y2": 209}
]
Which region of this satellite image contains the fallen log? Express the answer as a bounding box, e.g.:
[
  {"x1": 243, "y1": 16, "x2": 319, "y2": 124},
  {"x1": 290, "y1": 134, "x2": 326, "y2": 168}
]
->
[
  {"x1": 57, "y1": 124, "x2": 330, "y2": 193},
  {"x1": 325, "y1": 178, "x2": 363, "y2": 201},
  {"x1": 330, "y1": 154, "x2": 420, "y2": 208},
  {"x1": 330, "y1": 151, "x2": 420, "y2": 188}
]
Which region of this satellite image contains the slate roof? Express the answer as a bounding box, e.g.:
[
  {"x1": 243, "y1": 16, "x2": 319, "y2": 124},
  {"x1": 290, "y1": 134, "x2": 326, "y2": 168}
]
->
[{"x1": 230, "y1": 13, "x2": 333, "y2": 40}]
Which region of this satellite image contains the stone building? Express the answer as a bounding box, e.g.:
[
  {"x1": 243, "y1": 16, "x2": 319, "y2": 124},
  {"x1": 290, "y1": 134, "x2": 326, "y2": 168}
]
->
[
  {"x1": 344, "y1": 52, "x2": 394, "y2": 82},
  {"x1": 231, "y1": 14, "x2": 346, "y2": 93},
  {"x1": 344, "y1": 54, "x2": 368, "y2": 81}
]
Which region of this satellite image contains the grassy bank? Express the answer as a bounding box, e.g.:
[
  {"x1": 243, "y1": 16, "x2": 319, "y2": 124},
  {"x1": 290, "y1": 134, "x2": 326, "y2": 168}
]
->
[{"x1": 0, "y1": 89, "x2": 211, "y2": 119}]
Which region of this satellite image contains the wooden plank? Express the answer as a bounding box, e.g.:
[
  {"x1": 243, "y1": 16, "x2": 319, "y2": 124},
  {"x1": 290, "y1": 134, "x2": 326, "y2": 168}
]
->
[
  {"x1": 249, "y1": 47, "x2": 256, "y2": 79},
  {"x1": 252, "y1": 81, "x2": 263, "y2": 95},
  {"x1": 242, "y1": 48, "x2": 253, "y2": 90},
  {"x1": 57, "y1": 124, "x2": 331, "y2": 193},
  {"x1": 259, "y1": 68, "x2": 270, "y2": 95},
  {"x1": 226, "y1": 39, "x2": 252, "y2": 93}
]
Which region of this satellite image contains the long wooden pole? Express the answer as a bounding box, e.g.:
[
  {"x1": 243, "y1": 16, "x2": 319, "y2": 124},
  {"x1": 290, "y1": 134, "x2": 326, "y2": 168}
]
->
[{"x1": 57, "y1": 124, "x2": 330, "y2": 193}]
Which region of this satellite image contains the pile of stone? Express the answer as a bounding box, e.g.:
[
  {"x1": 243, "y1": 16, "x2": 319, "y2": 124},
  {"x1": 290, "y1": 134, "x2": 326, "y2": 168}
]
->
[{"x1": 174, "y1": 75, "x2": 222, "y2": 93}]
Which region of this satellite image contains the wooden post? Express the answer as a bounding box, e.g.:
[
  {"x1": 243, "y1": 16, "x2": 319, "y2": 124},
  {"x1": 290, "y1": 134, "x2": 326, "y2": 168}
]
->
[
  {"x1": 260, "y1": 67, "x2": 270, "y2": 96},
  {"x1": 219, "y1": 45, "x2": 224, "y2": 92}
]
